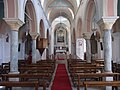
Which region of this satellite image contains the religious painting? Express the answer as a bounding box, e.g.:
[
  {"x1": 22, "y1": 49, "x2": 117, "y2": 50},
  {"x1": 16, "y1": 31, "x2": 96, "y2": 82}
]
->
[{"x1": 57, "y1": 30, "x2": 64, "y2": 42}]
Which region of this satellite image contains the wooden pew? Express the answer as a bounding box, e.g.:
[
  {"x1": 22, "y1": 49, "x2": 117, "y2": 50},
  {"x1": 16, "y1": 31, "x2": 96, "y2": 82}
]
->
[
  {"x1": 0, "y1": 81, "x2": 39, "y2": 90},
  {"x1": 35, "y1": 60, "x2": 56, "y2": 71},
  {"x1": 2, "y1": 73, "x2": 48, "y2": 90},
  {"x1": 69, "y1": 66, "x2": 104, "y2": 85},
  {"x1": 83, "y1": 81, "x2": 120, "y2": 90},
  {"x1": 19, "y1": 66, "x2": 54, "y2": 75},
  {"x1": 76, "y1": 73, "x2": 119, "y2": 90},
  {"x1": 18, "y1": 62, "x2": 55, "y2": 86},
  {"x1": 26, "y1": 64, "x2": 55, "y2": 72},
  {"x1": 36, "y1": 60, "x2": 55, "y2": 66}
]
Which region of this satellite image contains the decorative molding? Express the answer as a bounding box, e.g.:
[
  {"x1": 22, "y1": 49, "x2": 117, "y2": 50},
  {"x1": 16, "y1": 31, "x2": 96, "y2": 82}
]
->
[
  {"x1": 97, "y1": 16, "x2": 119, "y2": 30},
  {"x1": 3, "y1": 18, "x2": 24, "y2": 30},
  {"x1": 30, "y1": 33, "x2": 39, "y2": 40}
]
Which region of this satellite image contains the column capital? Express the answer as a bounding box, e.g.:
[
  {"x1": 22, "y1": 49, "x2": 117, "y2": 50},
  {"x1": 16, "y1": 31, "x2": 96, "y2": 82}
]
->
[
  {"x1": 3, "y1": 18, "x2": 24, "y2": 30},
  {"x1": 97, "y1": 16, "x2": 119, "y2": 30},
  {"x1": 83, "y1": 32, "x2": 92, "y2": 39},
  {"x1": 30, "y1": 33, "x2": 39, "y2": 40}
]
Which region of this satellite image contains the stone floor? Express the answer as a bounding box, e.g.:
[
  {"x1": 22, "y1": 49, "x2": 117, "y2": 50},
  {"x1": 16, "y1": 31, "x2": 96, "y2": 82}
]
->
[{"x1": 0, "y1": 59, "x2": 119, "y2": 90}]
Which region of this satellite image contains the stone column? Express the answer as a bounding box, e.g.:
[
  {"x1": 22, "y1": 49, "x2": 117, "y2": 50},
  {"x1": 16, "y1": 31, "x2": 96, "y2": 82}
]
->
[
  {"x1": 98, "y1": 17, "x2": 118, "y2": 73},
  {"x1": 98, "y1": 17, "x2": 118, "y2": 90},
  {"x1": 83, "y1": 33, "x2": 92, "y2": 63},
  {"x1": 103, "y1": 29, "x2": 112, "y2": 72},
  {"x1": 4, "y1": 18, "x2": 24, "y2": 73},
  {"x1": 31, "y1": 34, "x2": 38, "y2": 63}
]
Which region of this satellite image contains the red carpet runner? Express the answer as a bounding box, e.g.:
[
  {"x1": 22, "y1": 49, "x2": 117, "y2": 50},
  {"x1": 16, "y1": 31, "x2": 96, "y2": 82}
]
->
[{"x1": 51, "y1": 64, "x2": 72, "y2": 90}]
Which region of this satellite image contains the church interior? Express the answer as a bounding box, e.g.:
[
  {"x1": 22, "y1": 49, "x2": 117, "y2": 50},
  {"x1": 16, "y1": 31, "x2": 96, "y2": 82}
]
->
[{"x1": 0, "y1": 0, "x2": 120, "y2": 90}]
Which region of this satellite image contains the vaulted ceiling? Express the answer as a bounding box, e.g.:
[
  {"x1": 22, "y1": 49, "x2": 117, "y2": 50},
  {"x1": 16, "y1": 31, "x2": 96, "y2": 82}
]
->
[{"x1": 41, "y1": 0, "x2": 80, "y2": 25}]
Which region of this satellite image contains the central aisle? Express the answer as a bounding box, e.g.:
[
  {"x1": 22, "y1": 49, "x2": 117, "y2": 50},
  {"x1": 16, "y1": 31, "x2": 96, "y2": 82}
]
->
[{"x1": 51, "y1": 64, "x2": 72, "y2": 90}]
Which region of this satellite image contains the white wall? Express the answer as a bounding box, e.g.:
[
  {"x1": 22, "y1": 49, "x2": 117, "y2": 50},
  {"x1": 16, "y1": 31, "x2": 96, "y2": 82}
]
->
[
  {"x1": 0, "y1": 34, "x2": 10, "y2": 64},
  {"x1": 112, "y1": 32, "x2": 120, "y2": 63}
]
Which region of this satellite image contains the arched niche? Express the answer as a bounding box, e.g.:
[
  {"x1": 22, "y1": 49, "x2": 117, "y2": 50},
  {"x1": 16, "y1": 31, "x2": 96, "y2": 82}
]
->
[
  {"x1": 18, "y1": 0, "x2": 37, "y2": 59},
  {"x1": 25, "y1": 0, "x2": 37, "y2": 33}
]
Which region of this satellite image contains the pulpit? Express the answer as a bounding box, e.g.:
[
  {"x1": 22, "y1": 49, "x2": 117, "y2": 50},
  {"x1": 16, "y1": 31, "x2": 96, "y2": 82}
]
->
[{"x1": 37, "y1": 38, "x2": 48, "y2": 55}]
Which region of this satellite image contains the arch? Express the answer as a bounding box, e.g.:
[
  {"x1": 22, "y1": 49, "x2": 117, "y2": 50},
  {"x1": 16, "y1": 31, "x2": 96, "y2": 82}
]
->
[
  {"x1": 40, "y1": 19, "x2": 45, "y2": 38},
  {"x1": 45, "y1": 0, "x2": 76, "y2": 14},
  {"x1": 54, "y1": 23, "x2": 69, "y2": 32},
  {"x1": 48, "y1": 9, "x2": 72, "y2": 24},
  {"x1": 77, "y1": 18, "x2": 82, "y2": 38},
  {"x1": 85, "y1": 0, "x2": 95, "y2": 32},
  {"x1": 51, "y1": 16, "x2": 70, "y2": 30},
  {"x1": 17, "y1": 0, "x2": 38, "y2": 60},
  {"x1": 25, "y1": 0, "x2": 37, "y2": 33}
]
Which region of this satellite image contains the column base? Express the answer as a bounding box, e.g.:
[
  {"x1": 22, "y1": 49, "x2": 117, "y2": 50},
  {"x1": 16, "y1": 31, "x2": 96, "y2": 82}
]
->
[{"x1": 103, "y1": 73, "x2": 113, "y2": 90}]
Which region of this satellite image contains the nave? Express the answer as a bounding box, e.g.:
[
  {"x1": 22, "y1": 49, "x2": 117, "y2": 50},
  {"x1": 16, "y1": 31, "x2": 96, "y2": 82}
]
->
[{"x1": 1, "y1": 0, "x2": 120, "y2": 90}]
